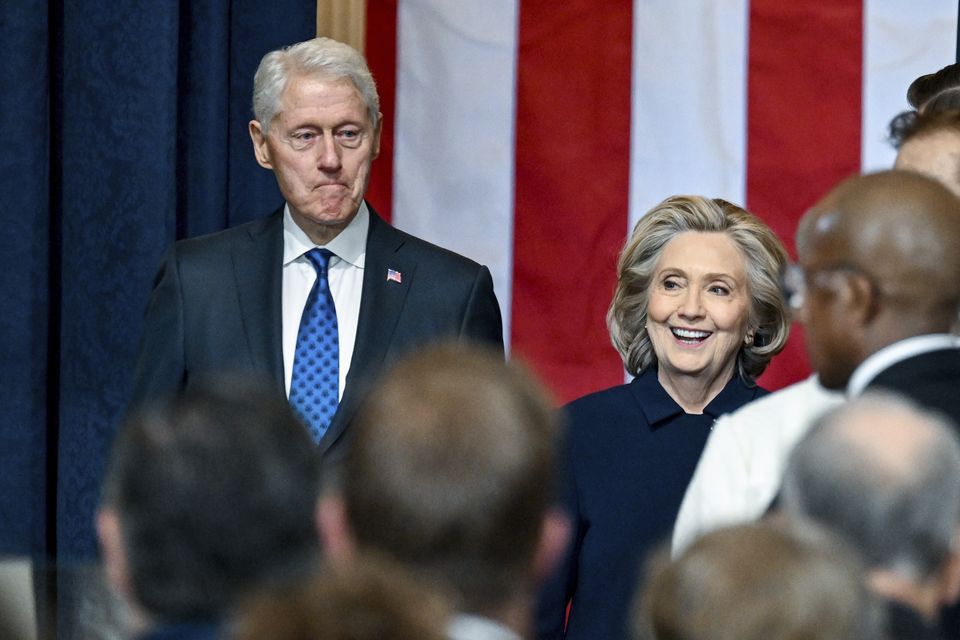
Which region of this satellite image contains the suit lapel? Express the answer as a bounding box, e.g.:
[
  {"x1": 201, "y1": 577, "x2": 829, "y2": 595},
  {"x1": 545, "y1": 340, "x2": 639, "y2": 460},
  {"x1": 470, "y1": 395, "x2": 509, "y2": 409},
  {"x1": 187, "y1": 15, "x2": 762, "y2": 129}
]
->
[
  {"x1": 318, "y1": 209, "x2": 416, "y2": 456},
  {"x1": 232, "y1": 209, "x2": 285, "y2": 392}
]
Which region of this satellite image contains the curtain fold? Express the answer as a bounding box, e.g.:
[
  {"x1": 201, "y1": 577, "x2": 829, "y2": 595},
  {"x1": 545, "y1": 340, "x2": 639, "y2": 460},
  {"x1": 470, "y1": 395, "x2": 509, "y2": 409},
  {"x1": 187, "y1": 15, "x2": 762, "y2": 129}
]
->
[
  {"x1": 0, "y1": 0, "x2": 52, "y2": 558},
  {"x1": 1, "y1": 0, "x2": 316, "y2": 561}
]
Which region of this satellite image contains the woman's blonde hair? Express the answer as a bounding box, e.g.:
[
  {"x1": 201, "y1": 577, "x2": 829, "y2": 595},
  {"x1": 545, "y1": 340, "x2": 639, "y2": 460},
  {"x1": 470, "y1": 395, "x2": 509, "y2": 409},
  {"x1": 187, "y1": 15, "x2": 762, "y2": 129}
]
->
[{"x1": 607, "y1": 195, "x2": 789, "y2": 382}]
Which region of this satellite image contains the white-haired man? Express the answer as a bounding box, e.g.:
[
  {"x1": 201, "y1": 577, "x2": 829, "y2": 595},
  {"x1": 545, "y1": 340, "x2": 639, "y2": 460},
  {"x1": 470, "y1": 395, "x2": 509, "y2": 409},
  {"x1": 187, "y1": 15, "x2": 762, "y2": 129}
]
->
[{"x1": 130, "y1": 37, "x2": 503, "y2": 466}]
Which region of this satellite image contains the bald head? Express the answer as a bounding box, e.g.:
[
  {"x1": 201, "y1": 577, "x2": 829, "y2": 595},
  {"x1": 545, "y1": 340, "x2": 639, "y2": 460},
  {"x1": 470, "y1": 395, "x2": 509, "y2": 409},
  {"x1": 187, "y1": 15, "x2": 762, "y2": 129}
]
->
[
  {"x1": 782, "y1": 392, "x2": 960, "y2": 580},
  {"x1": 795, "y1": 171, "x2": 960, "y2": 387},
  {"x1": 808, "y1": 397, "x2": 943, "y2": 483},
  {"x1": 799, "y1": 171, "x2": 960, "y2": 288}
]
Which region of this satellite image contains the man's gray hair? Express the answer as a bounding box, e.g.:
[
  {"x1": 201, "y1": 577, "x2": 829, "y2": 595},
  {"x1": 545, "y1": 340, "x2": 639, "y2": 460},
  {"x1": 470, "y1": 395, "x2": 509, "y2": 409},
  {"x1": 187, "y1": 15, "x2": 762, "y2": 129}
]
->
[
  {"x1": 781, "y1": 392, "x2": 960, "y2": 581},
  {"x1": 252, "y1": 37, "x2": 380, "y2": 134}
]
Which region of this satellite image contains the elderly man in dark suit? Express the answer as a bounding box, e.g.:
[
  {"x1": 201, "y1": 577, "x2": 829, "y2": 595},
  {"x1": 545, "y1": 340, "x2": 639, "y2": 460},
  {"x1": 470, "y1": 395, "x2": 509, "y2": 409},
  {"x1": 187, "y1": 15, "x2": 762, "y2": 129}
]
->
[{"x1": 130, "y1": 37, "x2": 503, "y2": 463}]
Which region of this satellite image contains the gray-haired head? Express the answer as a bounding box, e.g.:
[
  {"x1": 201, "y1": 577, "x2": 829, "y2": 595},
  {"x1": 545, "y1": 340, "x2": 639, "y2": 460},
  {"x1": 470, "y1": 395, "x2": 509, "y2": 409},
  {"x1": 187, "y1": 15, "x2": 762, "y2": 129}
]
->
[
  {"x1": 252, "y1": 37, "x2": 380, "y2": 135},
  {"x1": 781, "y1": 392, "x2": 960, "y2": 582},
  {"x1": 607, "y1": 195, "x2": 790, "y2": 382}
]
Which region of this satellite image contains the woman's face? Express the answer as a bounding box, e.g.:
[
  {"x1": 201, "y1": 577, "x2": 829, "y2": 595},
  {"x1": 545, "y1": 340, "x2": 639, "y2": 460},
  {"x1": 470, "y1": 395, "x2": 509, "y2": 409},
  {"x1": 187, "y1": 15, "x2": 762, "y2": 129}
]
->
[{"x1": 647, "y1": 231, "x2": 751, "y2": 385}]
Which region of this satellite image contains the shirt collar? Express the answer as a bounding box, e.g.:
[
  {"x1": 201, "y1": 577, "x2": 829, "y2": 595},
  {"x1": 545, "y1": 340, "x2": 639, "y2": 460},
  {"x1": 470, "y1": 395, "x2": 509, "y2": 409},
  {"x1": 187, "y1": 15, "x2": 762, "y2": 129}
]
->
[
  {"x1": 629, "y1": 367, "x2": 758, "y2": 426},
  {"x1": 282, "y1": 201, "x2": 369, "y2": 268},
  {"x1": 847, "y1": 333, "x2": 960, "y2": 397},
  {"x1": 447, "y1": 614, "x2": 521, "y2": 640}
]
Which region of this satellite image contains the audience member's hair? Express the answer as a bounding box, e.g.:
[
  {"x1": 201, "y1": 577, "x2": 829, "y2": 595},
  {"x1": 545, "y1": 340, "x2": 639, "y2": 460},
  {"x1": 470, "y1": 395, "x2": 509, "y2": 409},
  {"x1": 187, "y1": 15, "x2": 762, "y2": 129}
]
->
[
  {"x1": 252, "y1": 37, "x2": 380, "y2": 134},
  {"x1": 230, "y1": 555, "x2": 450, "y2": 640},
  {"x1": 635, "y1": 520, "x2": 881, "y2": 640},
  {"x1": 101, "y1": 377, "x2": 322, "y2": 620},
  {"x1": 341, "y1": 343, "x2": 558, "y2": 614},
  {"x1": 908, "y1": 63, "x2": 960, "y2": 112},
  {"x1": 888, "y1": 109, "x2": 960, "y2": 150},
  {"x1": 781, "y1": 393, "x2": 960, "y2": 582},
  {"x1": 607, "y1": 195, "x2": 789, "y2": 381}
]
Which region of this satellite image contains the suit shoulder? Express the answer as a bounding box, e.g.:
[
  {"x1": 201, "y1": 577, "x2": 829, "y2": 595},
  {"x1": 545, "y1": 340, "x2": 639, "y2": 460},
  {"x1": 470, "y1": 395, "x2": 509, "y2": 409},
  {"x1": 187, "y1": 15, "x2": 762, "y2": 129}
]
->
[
  {"x1": 390, "y1": 226, "x2": 486, "y2": 274},
  {"x1": 167, "y1": 214, "x2": 279, "y2": 262},
  {"x1": 563, "y1": 383, "x2": 636, "y2": 424}
]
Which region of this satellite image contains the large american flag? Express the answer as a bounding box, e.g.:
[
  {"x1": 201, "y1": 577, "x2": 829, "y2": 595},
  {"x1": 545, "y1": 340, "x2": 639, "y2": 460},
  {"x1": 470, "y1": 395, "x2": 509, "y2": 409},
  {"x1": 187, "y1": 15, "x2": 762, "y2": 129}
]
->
[{"x1": 359, "y1": 0, "x2": 957, "y2": 402}]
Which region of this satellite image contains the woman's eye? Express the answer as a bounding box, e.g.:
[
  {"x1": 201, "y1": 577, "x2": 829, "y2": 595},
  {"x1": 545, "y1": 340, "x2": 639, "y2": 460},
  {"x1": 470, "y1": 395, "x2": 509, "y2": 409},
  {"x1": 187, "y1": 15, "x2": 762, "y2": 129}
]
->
[{"x1": 709, "y1": 285, "x2": 730, "y2": 295}]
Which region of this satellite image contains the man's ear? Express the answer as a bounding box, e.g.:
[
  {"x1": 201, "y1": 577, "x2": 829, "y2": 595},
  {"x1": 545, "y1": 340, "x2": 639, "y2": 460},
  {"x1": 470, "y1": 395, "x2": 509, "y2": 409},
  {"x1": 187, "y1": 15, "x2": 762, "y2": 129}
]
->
[
  {"x1": 939, "y1": 534, "x2": 960, "y2": 605},
  {"x1": 316, "y1": 494, "x2": 356, "y2": 567},
  {"x1": 96, "y1": 508, "x2": 133, "y2": 601},
  {"x1": 249, "y1": 120, "x2": 273, "y2": 169},
  {"x1": 532, "y1": 509, "x2": 571, "y2": 584},
  {"x1": 840, "y1": 271, "x2": 880, "y2": 327}
]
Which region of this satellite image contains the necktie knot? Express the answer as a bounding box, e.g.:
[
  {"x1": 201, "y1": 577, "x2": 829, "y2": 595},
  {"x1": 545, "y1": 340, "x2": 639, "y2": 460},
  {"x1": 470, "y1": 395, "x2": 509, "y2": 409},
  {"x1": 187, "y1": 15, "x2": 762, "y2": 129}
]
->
[{"x1": 304, "y1": 248, "x2": 334, "y2": 273}]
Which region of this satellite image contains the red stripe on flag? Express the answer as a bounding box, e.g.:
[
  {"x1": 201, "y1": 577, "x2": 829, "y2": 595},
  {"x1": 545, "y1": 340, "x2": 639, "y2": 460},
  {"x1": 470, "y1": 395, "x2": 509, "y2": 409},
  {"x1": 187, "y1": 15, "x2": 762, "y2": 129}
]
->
[
  {"x1": 364, "y1": 0, "x2": 398, "y2": 222},
  {"x1": 747, "y1": 0, "x2": 864, "y2": 390},
  {"x1": 511, "y1": 0, "x2": 632, "y2": 403}
]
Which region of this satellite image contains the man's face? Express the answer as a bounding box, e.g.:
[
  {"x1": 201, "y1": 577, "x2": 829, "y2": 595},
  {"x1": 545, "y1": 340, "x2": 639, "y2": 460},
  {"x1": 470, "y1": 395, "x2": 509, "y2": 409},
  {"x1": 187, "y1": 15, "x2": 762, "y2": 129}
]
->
[
  {"x1": 795, "y1": 217, "x2": 862, "y2": 390},
  {"x1": 250, "y1": 75, "x2": 381, "y2": 244}
]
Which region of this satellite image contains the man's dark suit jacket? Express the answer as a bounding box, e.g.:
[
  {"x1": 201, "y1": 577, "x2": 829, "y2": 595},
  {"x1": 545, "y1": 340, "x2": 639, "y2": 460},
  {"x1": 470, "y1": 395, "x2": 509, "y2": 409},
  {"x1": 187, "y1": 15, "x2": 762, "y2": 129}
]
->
[
  {"x1": 866, "y1": 347, "x2": 960, "y2": 421},
  {"x1": 863, "y1": 346, "x2": 960, "y2": 640},
  {"x1": 130, "y1": 205, "x2": 504, "y2": 462}
]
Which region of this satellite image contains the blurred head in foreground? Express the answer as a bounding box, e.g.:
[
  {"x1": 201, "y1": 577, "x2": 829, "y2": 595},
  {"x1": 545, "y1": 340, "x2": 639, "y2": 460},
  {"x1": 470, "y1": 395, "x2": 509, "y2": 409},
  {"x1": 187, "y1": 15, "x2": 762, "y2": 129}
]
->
[
  {"x1": 635, "y1": 520, "x2": 880, "y2": 640},
  {"x1": 98, "y1": 377, "x2": 321, "y2": 630},
  {"x1": 318, "y1": 343, "x2": 568, "y2": 636},
  {"x1": 231, "y1": 556, "x2": 449, "y2": 640},
  {"x1": 782, "y1": 392, "x2": 960, "y2": 624}
]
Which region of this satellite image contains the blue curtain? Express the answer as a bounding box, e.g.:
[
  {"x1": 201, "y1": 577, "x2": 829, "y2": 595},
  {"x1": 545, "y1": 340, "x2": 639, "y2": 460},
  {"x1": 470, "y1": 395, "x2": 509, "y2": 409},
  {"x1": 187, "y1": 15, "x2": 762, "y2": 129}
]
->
[{"x1": 1, "y1": 0, "x2": 316, "y2": 561}]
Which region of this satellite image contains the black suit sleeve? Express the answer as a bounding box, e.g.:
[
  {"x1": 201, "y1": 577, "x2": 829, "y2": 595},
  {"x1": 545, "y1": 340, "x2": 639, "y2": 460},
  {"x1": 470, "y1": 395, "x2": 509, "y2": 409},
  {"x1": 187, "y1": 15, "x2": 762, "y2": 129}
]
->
[
  {"x1": 459, "y1": 264, "x2": 505, "y2": 354},
  {"x1": 129, "y1": 246, "x2": 186, "y2": 409}
]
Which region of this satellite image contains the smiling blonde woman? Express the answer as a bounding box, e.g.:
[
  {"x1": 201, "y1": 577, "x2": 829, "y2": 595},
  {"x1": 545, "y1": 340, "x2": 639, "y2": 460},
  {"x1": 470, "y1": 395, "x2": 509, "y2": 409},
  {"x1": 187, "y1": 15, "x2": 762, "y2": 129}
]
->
[{"x1": 536, "y1": 195, "x2": 789, "y2": 640}]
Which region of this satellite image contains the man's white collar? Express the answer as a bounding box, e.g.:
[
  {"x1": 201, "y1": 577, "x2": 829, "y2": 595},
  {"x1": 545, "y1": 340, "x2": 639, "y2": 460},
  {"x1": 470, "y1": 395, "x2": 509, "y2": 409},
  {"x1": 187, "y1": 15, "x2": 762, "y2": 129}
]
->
[{"x1": 847, "y1": 334, "x2": 960, "y2": 397}]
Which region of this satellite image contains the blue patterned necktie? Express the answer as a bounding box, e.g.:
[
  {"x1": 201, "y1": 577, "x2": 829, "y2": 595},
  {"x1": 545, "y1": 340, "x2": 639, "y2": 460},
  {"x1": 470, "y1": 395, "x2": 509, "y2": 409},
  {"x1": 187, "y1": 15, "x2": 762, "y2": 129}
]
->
[{"x1": 289, "y1": 248, "x2": 339, "y2": 442}]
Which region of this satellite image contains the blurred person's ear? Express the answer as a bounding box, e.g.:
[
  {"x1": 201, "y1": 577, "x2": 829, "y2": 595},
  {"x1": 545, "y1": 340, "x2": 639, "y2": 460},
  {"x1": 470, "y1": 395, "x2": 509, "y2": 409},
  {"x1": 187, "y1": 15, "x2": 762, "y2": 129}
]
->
[
  {"x1": 96, "y1": 508, "x2": 132, "y2": 601},
  {"x1": 939, "y1": 530, "x2": 960, "y2": 606},
  {"x1": 533, "y1": 509, "x2": 571, "y2": 584},
  {"x1": 316, "y1": 494, "x2": 356, "y2": 566}
]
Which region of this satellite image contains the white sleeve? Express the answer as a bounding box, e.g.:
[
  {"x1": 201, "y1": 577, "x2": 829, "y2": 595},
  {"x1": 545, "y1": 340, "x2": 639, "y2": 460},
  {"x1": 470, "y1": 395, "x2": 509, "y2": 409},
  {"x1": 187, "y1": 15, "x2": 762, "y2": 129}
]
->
[
  {"x1": 671, "y1": 414, "x2": 754, "y2": 556},
  {"x1": 671, "y1": 377, "x2": 845, "y2": 557}
]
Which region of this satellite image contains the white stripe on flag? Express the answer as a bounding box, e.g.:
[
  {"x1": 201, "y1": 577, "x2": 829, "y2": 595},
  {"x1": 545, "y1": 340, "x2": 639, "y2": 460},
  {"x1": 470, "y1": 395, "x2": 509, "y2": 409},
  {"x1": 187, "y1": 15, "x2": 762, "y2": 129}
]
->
[
  {"x1": 628, "y1": 0, "x2": 749, "y2": 232},
  {"x1": 861, "y1": 0, "x2": 959, "y2": 173},
  {"x1": 392, "y1": 0, "x2": 520, "y2": 348}
]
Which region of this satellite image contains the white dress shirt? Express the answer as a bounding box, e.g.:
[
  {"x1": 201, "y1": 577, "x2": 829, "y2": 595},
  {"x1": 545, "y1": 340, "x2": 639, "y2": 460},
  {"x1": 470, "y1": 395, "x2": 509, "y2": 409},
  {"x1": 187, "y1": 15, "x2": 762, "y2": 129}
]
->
[
  {"x1": 282, "y1": 203, "x2": 368, "y2": 399},
  {"x1": 671, "y1": 374, "x2": 844, "y2": 555}
]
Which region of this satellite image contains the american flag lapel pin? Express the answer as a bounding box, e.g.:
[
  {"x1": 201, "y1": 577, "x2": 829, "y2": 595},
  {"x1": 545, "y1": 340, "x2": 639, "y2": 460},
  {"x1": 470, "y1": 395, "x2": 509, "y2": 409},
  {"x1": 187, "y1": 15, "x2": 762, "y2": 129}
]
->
[{"x1": 386, "y1": 268, "x2": 402, "y2": 284}]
